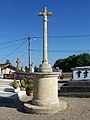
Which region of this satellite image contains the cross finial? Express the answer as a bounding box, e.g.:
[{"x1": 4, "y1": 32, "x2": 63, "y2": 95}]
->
[{"x1": 38, "y1": 7, "x2": 52, "y2": 17}]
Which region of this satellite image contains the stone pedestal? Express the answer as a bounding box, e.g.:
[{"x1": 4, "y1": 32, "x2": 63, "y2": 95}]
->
[
  {"x1": 24, "y1": 72, "x2": 67, "y2": 114},
  {"x1": 39, "y1": 62, "x2": 52, "y2": 72},
  {"x1": 32, "y1": 73, "x2": 59, "y2": 106}
]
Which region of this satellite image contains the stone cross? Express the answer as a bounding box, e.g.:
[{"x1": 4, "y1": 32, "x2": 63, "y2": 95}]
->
[
  {"x1": 38, "y1": 7, "x2": 52, "y2": 72},
  {"x1": 16, "y1": 58, "x2": 21, "y2": 70},
  {"x1": 24, "y1": 7, "x2": 67, "y2": 114}
]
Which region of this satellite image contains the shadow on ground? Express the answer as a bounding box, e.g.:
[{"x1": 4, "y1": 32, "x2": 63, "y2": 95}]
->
[{"x1": 0, "y1": 98, "x2": 26, "y2": 113}]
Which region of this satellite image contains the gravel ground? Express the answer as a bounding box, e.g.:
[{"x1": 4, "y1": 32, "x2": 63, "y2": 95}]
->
[{"x1": 0, "y1": 96, "x2": 90, "y2": 120}]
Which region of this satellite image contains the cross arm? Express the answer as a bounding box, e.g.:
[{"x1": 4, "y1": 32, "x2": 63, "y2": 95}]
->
[
  {"x1": 47, "y1": 12, "x2": 52, "y2": 16},
  {"x1": 38, "y1": 12, "x2": 44, "y2": 16}
]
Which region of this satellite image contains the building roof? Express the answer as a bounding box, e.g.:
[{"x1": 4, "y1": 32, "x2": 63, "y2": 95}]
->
[
  {"x1": 0, "y1": 64, "x2": 17, "y2": 71},
  {"x1": 71, "y1": 66, "x2": 90, "y2": 70}
]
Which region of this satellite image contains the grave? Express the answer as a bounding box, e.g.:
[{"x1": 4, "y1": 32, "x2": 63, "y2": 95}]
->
[
  {"x1": 58, "y1": 66, "x2": 90, "y2": 97},
  {"x1": 16, "y1": 58, "x2": 21, "y2": 71},
  {"x1": 0, "y1": 79, "x2": 26, "y2": 102},
  {"x1": 72, "y1": 66, "x2": 90, "y2": 80},
  {"x1": 24, "y1": 7, "x2": 67, "y2": 114}
]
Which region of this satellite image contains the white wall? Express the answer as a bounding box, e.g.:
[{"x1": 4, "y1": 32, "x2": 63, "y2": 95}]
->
[
  {"x1": 1, "y1": 68, "x2": 15, "y2": 74},
  {"x1": 73, "y1": 69, "x2": 90, "y2": 80}
]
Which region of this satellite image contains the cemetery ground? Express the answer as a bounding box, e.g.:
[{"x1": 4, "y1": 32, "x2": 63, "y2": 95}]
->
[{"x1": 0, "y1": 95, "x2": 90, "y2": 120}]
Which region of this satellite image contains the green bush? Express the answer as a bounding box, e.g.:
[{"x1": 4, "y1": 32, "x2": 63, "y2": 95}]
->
[
  {"x1": 21, "y1": 79, "x2": 27, "y2": 88},
  {"x1": 26, "y1": 85, "x2": 33, "y2": 95},
  {"x1": 27, "y1": 79, "x2": 33, "y2": 85},
  {"x1": 11, "y1": 79, "x2": 18, "y2": 89}
]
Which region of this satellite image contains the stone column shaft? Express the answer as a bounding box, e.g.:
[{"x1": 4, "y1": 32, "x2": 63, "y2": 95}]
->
[
  {"x1": 43, "y1": 14, "x2": 48, "y2": 63},
  {"x1": 38, "y1": 7, "x2": 52, "y2": 72}
]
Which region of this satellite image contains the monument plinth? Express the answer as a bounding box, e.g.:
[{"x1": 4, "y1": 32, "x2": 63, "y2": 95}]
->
[
  {"x1": 24, "y1": 7, "x2": 67, "y2": 114},
  {"x1": 24, "y1": 72, "x2": 67, "y2": 114},
  {"x1": 32, "y1": 73, "x2": 59, "y2": 106}
]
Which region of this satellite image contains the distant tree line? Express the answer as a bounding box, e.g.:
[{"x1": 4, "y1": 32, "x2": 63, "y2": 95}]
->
[
  {"x1": 4, "y1": 53, "x2": 90, "y2": 73},
  {"x1": 53, "y1": 53, "x2": 90, "y2": 72},
  {"x1": 25, "y1": 66, "x2": 40, "y2": 73}
]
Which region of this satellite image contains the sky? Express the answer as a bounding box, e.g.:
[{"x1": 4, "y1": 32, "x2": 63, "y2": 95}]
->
[{"x1": 0, "y1": 0, "x2": 90, "y2": 68}]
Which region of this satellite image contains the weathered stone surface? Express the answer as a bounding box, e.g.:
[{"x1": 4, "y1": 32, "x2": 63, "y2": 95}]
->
[
  {"x1": 32, "y1": 72, "x2": 59, "y2": 106},
  {"x1": 24, "y1": 100, "x2": 67, "y2": 115},
  {"x1": 39, "y1": 62, "x2": 52, "y2": 72}
]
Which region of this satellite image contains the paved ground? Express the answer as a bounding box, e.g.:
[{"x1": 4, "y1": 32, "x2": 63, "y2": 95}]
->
[{"x1": 0, "y1": 96, "x2": 90, "y2": 120}]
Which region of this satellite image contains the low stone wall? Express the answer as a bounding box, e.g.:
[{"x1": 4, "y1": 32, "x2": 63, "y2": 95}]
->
[{"x1": 63, "y1": 72, "x2": 72, "y2": 79}]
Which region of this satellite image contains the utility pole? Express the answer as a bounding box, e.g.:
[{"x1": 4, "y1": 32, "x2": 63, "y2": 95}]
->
[{"x1": 28, "y1": 35, "x2": 30, "y2": 72}]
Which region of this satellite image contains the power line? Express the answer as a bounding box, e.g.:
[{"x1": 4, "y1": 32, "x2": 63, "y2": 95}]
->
[
  {"x1": 0, "y1": 37, "x2": 27, "y2": 46},
  {"x1": 0, "y1": 34, "x2": 90, "y2": 63},
  {"x1": 0, "y1": 40, "x2": 27, "y2": 61},
  {"x1": 48, "y1": 34, "x2": 90, "y2": 38},
  {"x1": 7, "y1": 51, "x2": 28, "y2": 63},
  {"x1": 19, "y1": 51, "x2": 28, "y2": 58},
  {"x1": 30, "y1": 34, "x2": 90, "y2": 39},
  {"x1": 31, "y1": 49, "x2": 90, "y2": 53},
  {"x1": 0, "y1": 34, "x2": 90, "y2": 46},
  {"x1": 48, "y1": 50, "x2": 90, "y2": 53},
  {"x1": 0, "y1": 42, "x2": 24, "y2": 49}
]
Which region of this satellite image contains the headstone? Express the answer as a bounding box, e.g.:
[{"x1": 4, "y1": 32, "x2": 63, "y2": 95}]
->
[
  {"x1": 72, "y1": 66, "x2": 90, "y2": 80},
  {"x1": 30, "y1": 62, "x2": 34, "y2": 73},
  {"x1": 16, "y1": 58, "x2": 21, "y2": 70}
]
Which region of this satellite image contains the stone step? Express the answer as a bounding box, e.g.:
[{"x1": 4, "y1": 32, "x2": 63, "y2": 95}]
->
[
  {"x1": 58, "y1": 92, "x2": 90, "y2": 97},
  {"x1": 0, "y1": 79, "x2": 26, "y2": 103},
  {"x1": 67, "y1": 80, "x2": 90, "y2": 86},
  {"x1": 58, "y1": 80, "x2": 68, "y2": 83},
  {"x1": 0, "y1": 91, "x2": 26, "y2": 102},
  {"x1": 0, "y1": 79, "x2": 20, "y2": 85},
  {"x1": 0, "y1": 86, "x2": 14, "y2": 92},
  {"x1": 0, "y1": 92, "x2": 19, "y2": 102},
  {"x1": 0, "y1": 84, "x2": 12, "y2": 87},
  {"x1": 0, "y1": 81, "x2": 12, "y2": 85},
  {"x1": 0, "y1": 91, "x2": 17, "y2": 97},
  {"x1": 60, "y1": 85, "x2": 90, "y2": 92}
]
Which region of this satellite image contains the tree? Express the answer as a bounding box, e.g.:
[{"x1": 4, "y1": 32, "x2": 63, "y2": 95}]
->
[
  {"x1": 25, "y1": 66, "x2": 29, "y2": 73},
  {"x1": 34, "y1": 66, "x2": 40, "y2": 72},
  {"x1": 53, "y1": 53, "x2": 90, "y2": 72},
  {"x1": 5, "y1": 59, "x2": 11, "y2": 64}
]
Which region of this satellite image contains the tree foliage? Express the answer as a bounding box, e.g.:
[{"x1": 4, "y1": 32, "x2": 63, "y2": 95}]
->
[
  {"x1": 34, "y1": 66, "x2": 40, "y2": 72},
  {"x1": 5, "y1": 59, "x2": 11, "y2": 64},
  {"x1": 25, "y1": 66, "x2": 30, "y2": 73},
  {"x1": 53, "y1": 53, "x2": 90, "y2": 72}
]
